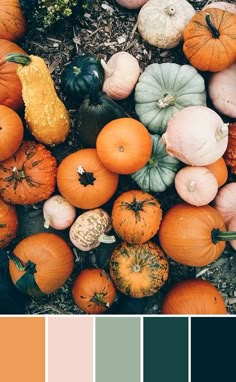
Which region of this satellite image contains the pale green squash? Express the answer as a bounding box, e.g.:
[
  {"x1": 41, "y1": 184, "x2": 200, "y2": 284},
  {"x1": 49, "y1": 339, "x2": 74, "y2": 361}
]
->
[
  {"x1": 134, "y1": 63, "x2": 207, "y2": 134},
  {"x1": 131, "y1": 134, "x2": 181, "y2": 192}
]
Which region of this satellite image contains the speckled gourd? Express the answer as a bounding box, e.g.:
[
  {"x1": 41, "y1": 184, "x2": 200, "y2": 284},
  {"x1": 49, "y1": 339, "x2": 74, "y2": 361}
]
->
[
  {"x1": 69, "y1": 208, "x2": 116, "y2": 251},
  {"x1": 6, "y1": 53, "x2": 71, "y2": 145}
]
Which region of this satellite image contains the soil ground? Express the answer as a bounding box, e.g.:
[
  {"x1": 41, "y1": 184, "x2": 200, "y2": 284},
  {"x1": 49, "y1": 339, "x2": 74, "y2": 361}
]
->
[{"x1": 3, "y1": 0, "x2": 236, "y2": 315}]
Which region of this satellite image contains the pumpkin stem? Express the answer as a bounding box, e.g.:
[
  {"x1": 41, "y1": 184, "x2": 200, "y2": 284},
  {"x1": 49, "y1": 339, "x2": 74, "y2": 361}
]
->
[
  {"x1": 165, "y1": 5, "x2": 176, "y2": 16},
  {"x1": 133, "y1": 264, "x2": 141, "y2": 273},
  {"x1": 5, "y1": 53, "x2": 32, "y2": 66},
  {"x1": 157, "y1": 94, "x2": 175, "y2": 109},
  {"x1": 211, "y1": 229, "x2": 236, "y2": 244},
  {"x1": 188, "y1": 180, "x2": 196, "y2": 192},
  {"x1": 205, "y1": 14, "x2": 220, "y2": 38},
  {"x1": 8, "y1": 253, "x2": 26, "y2": 271},
  {"x1": 77, "y1": 166, "x2": 96, "y2": 186},
  {"x1": 72, "y1": 66, "x2": 81, "y2": 75},
  {"x1": 91, "y1": 293, "x2": 110, "y2": 308},
  {"x1": 98, "y1": 233, "x2": 116, "y2": 244},
  {"x1": 12, "y1": 166, "x2": 26, "y2": 180},
  {"x1": 100, "y1": 59, "x2": 113, "y2": 77},
  {"x1": 44, "y1": 215, "x2": 51, "y2": 229},
  {"x1": 215, "y1": 123, "x2": 228, "y2": 142}
]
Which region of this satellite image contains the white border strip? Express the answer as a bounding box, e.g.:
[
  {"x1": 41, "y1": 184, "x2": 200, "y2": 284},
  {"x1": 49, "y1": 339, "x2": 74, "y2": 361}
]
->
[{"x1": 188, "y1": 317, "x2": 191, "y2": 382}]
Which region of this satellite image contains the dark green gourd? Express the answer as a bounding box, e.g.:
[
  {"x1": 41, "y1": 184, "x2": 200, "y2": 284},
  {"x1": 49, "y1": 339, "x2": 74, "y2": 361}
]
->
[{"x1": 77, "y1": 76, "x2": 127, "y2": 147}]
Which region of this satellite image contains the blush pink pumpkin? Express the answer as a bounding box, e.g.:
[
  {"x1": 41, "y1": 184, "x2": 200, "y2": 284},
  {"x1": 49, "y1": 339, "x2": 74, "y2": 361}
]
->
[
  {"x1": 213, "y1": 182, "x2": 236, "y2": 225},
  {"x1": 115, "y1": 0, "x2": 149, "y2": 9}
]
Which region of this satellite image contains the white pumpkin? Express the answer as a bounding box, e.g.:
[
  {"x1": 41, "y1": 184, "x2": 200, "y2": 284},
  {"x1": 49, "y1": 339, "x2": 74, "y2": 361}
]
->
[
  {"x1": 43, "y1": 195, "x2": 76, "y2": 230},
  {"x1": 137, "y1": 0, "x2": 195, "y2": 49},
  {"x1": 162, "y1": 106, "x2": 228, "y2": 166},
  {"x1": 69, "y1": 208, "x2": 116, "y2": 251},
  {"x1": 208, "y1": 62, "x2": 236, "y2": 119},
  {"x1": 101, "y1": 52, "x2": 141, "y2": 100},
  {"x1": 203, "y1": 2, "x2": 236, "y2": 14},
  {"x1": 115, "y1": 0, "x2": 149, "y2": 9}
]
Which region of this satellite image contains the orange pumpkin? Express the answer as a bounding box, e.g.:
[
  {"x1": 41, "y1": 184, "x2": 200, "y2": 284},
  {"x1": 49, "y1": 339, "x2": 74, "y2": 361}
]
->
[
  {"x1": 96, "y1": 118, "x2": 152, "y2": 174},
  {"x1": 111, "y1": 189, "x2": 162, "y2": 244},
  {"x1": 0, "y1": 105, "x2": 24, "y2": 161},
  {"x1": 158, "y1": 203, "x2": 236, "y2": 267},
  {"x1": 183, "y1": 9, "x2": 236, "y2": 72},
  {"x1": 0, "y1": 197, "x2": 18, "y2": 249},
  {"x1": 57, "y1": 148, "x2": 119, "y2": 209},
  {"x1": 0, "y1": 39, "x2": 26, "y2": 111},
  {"x1": 162, "y1": 279, "x2": 227, "y2": 315},
  {"x1": 72, "y1": 268, "x2": 116, "y2": 314},
  {"x1": 205, "y1": 157, "x2": 228, "y2": 187},
  {"x1": 0, "y1": 141, "x2": 57, "y2": 205},
  {"x1": 110, "y1": 241, "x2": 169, "y2": 298},
  {"x1": 224, "y1": 122, "x2": 236, "y2": 174},
  {"x1": 0, "y1": 1, "x2": 26, "y2": 41},
  {"x1": 9, "y1": 232, "x2": 74, "y2": 296}
]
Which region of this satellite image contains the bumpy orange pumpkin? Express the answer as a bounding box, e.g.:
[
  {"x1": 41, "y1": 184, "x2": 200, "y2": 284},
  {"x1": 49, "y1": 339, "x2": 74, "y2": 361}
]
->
[
  {"x1": 9, "y1": 232, "x2": 74, "y2": 296},
  {"x1": 162, "y1": 279, "x2": 227, "y2": 315},
  {"x1": 110, "y1": 241, "x2": 169, "y2": 298},
  {"x1": 0, "y1": 197, "x2": 18, "y2": 249},
  {"x1": 183, "y1": 9, "x2": 236, "y2": 72},
  {"x1": 0, "y1": 105, "x2": 24, "y2": 161},
  {"x1": 0, "y1": 39, "x2": 26, "y2": 110},
  {"x1": 57, "y1": 148, "x2": 119, "y2": 209},
  {"x1": 72, "y1": 268, "x2": 116, "y2": 314},
  {"x1": 0, "y1": 1, "x2": 26, "y2": 41},
  {"x1": 112, "y1": 189, "x2": 162, "y2": 243},
  {"x1": 0, "y1": 141, "x2": 57, "y2": 205},
  {"x1": 224, "y1": 122, "x2": 236, "y2": 174}
]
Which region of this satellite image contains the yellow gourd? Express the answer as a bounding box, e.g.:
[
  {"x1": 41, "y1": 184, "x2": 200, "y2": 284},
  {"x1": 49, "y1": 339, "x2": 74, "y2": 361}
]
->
[{"x1": 6, "y1": 53, "x2": 70, "y2": 145}]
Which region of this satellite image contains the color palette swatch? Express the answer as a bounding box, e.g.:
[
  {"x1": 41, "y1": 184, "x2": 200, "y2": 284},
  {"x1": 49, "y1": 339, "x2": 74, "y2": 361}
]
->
[{"x1": 0, "y1": 316, "x2": 232, "y2": 381}]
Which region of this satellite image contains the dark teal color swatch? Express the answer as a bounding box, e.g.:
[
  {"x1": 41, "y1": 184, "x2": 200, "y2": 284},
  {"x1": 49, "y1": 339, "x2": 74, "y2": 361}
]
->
[
  {"x1": 144, "y1": 317, "x2": 188, "y2": 382},
  {"x1": 96, "y1": 317, "x2": 140, "y2": 382}
]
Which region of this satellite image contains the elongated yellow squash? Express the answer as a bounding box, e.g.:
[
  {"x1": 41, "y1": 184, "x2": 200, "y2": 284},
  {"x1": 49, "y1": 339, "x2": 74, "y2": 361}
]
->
[{"x1": 6, "y1": 53, "x2": 70, "y2": 145}]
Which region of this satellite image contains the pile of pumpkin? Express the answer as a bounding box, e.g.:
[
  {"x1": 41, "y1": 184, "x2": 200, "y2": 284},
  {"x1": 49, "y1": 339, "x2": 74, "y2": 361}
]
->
[{"x1": 1, "y1": 0, "x2": 236, "y2": 315}]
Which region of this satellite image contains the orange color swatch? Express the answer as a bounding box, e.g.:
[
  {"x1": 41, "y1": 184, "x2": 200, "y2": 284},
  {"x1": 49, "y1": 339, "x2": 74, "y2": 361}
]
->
[{"x1": 0, "y1": 316, "x2": 45, "y2": 382}]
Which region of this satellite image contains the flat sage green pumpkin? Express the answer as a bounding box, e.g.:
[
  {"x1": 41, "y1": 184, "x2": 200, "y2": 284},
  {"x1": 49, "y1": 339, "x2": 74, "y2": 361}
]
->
[
  {"x1": 134, "y1": 63, "x2": 207, "y2": 134},
  {"x1": 131, "y1": 134, "x2": 181, "y2": 192}
]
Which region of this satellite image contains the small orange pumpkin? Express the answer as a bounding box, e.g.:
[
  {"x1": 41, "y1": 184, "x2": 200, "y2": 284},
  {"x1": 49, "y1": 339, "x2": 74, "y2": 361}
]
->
[
  {"x1": 111, "y1": 189, "x2": 162, "y2": 244},
  {"x1": 72, "y1": 268, "x2": 116, "y2": 314},
  {"x1": 158, "y1": 203, "x2": 236, "y2": 267},
  {"x1": 0, "y1": 141, "x2": 57, "y2": 205},
  {"x1": 0, "y1": 39, "x2": 26, "y2": 111},
  {"x1": 162, "y1": 279, "x2": 227, "y2": 315},
  {"x1": 110, "y1": 240, "x2": 169, "y2": 298},
  {"x1": 57, "y1": 148, "x2": 119, "y2": 209},
  {"x1": 96, "y1": 118, "x2": 152, "y2": 174},
  {"x1": 0, "y1": 197, "x2": 18, "y2": 249},
  {"x1": 0, "y1": 1, "x2": 26, "y2": 41},
  {"x1": 0, "y1": 105, "x2": 24, "y2": 161},
  {"x1": 9, "y1": 232, "x2": 74, "y2": 296},
  {"x1": 183, "y1": 9, "x2": 236, "y2": 72}
]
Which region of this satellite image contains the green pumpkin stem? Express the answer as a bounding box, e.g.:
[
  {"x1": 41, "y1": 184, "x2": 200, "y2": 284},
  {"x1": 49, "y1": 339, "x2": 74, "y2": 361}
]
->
[
  {"x1": 205, "y1": 14, "x2": 220, "y2": 38},
  {"x1": 12, "y1": 167, "x2": 26, "y2": 181},
  {"x1": 8, "y1": 253, "x2": 26, "y2": 271},
  {"x1": 90, "y1": 293, "x2": 110, "y2": 308},
  {"x1": 5, "y1": 53, "x2": 32, "y2": 66},
  {"x1": 211, "y1": 229, "x2": 236, "y2": 244},
  {"x1": 77, "y1": 165, "x2": 96, "y2": 186}
]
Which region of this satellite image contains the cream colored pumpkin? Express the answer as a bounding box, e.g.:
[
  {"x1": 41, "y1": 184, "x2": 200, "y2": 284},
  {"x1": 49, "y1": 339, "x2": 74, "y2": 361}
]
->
[
  {"x1": 203, "y1": 2, "x2": 236, "y2": 14},
  {"x1": 101, "y1": 52, "x2": 141, "y2": 100},
  {"x1": 208, "y1": 63, "x2": 236, "y2": 119},
  {"x1": 69, "y1": 208, "x2": 116, "y2": 251},
  {"x1": 115, "y1": 0, "x2": 149, "y2": 9},
  {"x1": 174, "y1": 166, "x2": 218, "y2": 206},
  {"x1": 137, "y1": 0, "x2": 195, "y2": 49}
]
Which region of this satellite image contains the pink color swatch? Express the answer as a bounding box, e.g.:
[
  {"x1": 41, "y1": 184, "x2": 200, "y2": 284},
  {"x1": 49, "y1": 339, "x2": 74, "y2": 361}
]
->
[{"x1": 48, "y1": 317, "x2": 93, "y2": 382}]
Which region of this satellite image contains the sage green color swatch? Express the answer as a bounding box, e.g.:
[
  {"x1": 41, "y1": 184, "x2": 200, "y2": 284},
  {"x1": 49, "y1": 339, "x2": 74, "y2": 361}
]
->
[
  {"x1": 144, "y1": 317, "x2": 188, "y2": 382},
  {"x1": 96, "y1": 317, "x2": 140, "y2": 382}
]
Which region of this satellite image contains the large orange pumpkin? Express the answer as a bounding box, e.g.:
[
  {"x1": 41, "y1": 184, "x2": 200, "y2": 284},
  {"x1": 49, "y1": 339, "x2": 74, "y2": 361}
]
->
[
  {"x1": 110, "y1": 240, "x2": 169, "y2": 298},
  {"x1": 96, "y1": 118, "x2": 152, "y2": 174},
  {"x1": 0, "y1": 141, "x2": 57, "y2": 205},
  {"x1": 72, "y1": 268, "x2": 116, "y2": 314},
  {"x1": 112, "y1": 189, "x2": 162, "y2": 243},
  {"x1": 0, "y1": 39, "x2": 26, "y2": 110},
  {"x1": 57, "y1": 148, "x2": 119, "y2": 209},
  {"x1": 162, "y1": 279, "x2": 227, "y2": 315},
  {"x1": 183, "y1": 9, "x2": 236, "y2": 72},
  {"x1": 0, "y1": 1, "x2": 26, "y2": 41},
  {"x1": 158, "y1": 203, "x2": 236, "y2": 267},
  {"x1": 0, "y1": 105, "x2": 24, "y2": 161},
  {"x1": 0, "y1": 197, "x2": 18, "y2": 249},
  {"x1": 9, "y1": 232, "x2": 74, "y2": 296}
]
